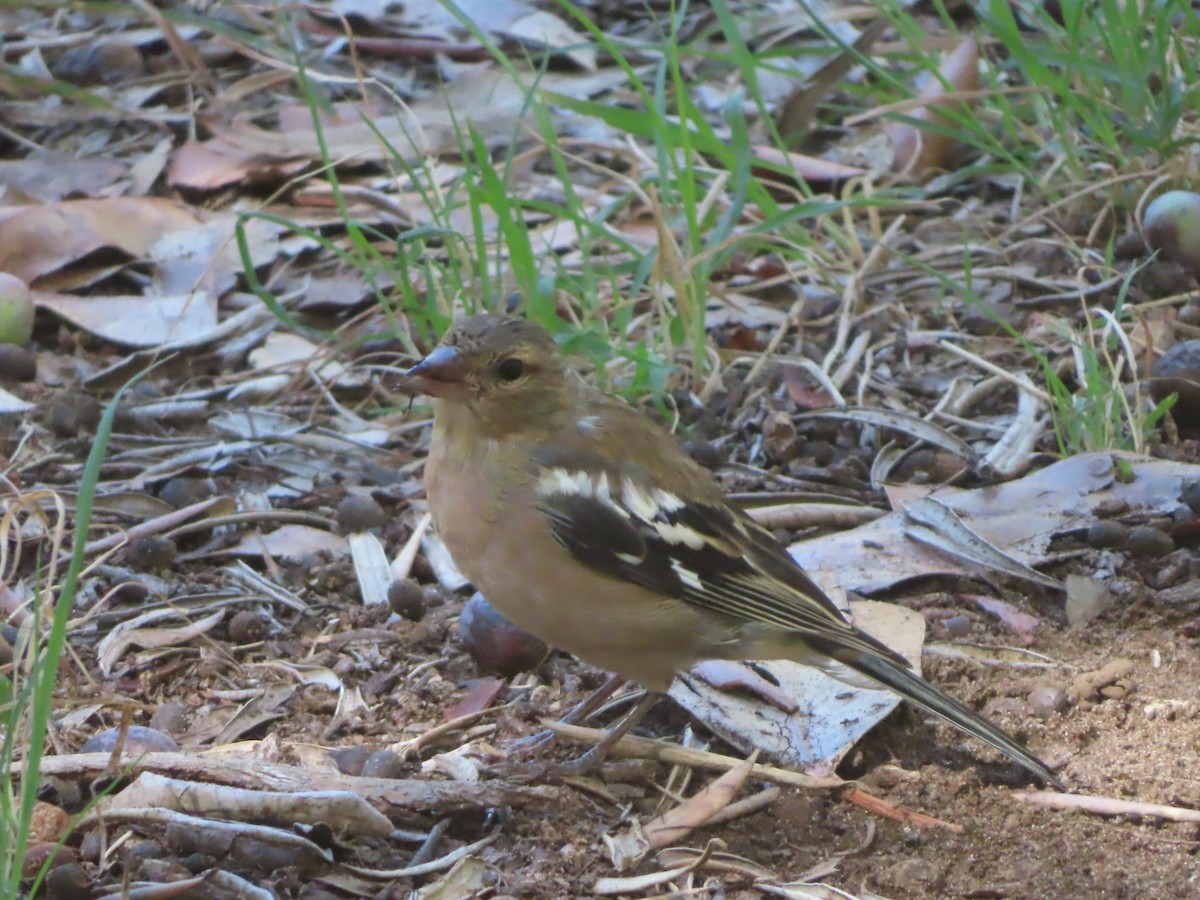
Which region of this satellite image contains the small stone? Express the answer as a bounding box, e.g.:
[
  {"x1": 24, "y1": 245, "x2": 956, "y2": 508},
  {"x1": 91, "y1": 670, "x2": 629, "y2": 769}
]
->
[
  {"x1": 939, "y1": 614, "x2": 972, "y2": 638},
  {"x1": 45, "y1": 393, "x2": 101, "y2": 437},
  {"x1": 228, "y1": 610, "x2": 269, "y2": 644},
  {"x1": 1028, "y1": 684, "x2": 1069, "y2": 718},
  {"x1": 79, "y1": 832, "x2": 102, "y2": 862},
  {"x1": 28, "y1": 801, "x2": 70, "y2": 844},
  {"x1": 125, "y1": 535, "x2": 177, "y2": 570},
  {"x1": 681, "y1": 439, "x2": 723, "y2": 470},
  {"x1": 1179, "y1": 302, "x2": 1200, "y2": 327},
  {"x1": 329, "y1": 745, "x2": 370, "y2": 776},
  {"x1": 22, "y1": 843, "x2": 77, "y2": 880},
  {"x1": 1128, "y1": 525, "x2": 1175, "y2": 558},
  {"x1": 159, "y1": 477, "x2": 216, "y2": 509},
  {"x1": 81, "y1": 725, "x2": 179, "y2": 755},
  {"x1": 337, "y1": 493, "x2": 388, "y2": 531},
  {"x1": 387, "y1": 579, "x2": 427, "y2": 621},
  {"x1": 1113, "y1": 231, "x2": 1148, "y2": 260},
  {"x1": 1087, "y1": 520, "x2": 1129, "y2": 549},
  {"x1": 52, "y1": 39, "x2": 145, "y2": 85},
  {"x1": 0, "y1": 344, "x2": 36, "y2": 381},
  {"x1": 1182, "y1": 479, "x2": 1200, "y2": 514},
  {"x1": 1152, "y1": 341, "x2": 1200, "y2": 380},
  {"x1": 361, "y1": 749, "x2": 405, "y2": 779},
  {"x1": 43, "y1": 862, "x2": 91, "y2": 900},
  {"x1": 149, "y1": 701, "x2": 188, "y2": 735}
]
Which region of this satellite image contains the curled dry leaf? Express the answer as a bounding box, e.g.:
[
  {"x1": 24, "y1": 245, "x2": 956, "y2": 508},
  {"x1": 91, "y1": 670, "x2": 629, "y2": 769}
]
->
[
  {"x1": 884, "y1": 35, "x2": 979, "y2": 176},
  {"x1": 97, "y1": 608, "x2": 225, "y2": 676},
  {"x1": 639, "y1": 754, "x2": 757, "y2": 852}
]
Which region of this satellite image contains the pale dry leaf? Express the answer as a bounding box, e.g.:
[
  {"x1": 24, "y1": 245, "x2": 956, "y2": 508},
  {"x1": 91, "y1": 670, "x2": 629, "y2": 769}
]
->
[
  {"x1": 1065, "y1": 573, "x2": 1115, "y2": 628},
  {"x1": 97, "y1": 609, "x2": 224, "y2": 676},
  {"x1": 226, "y1": 525, "x2": 348, "y2": 563},
  {"x1": 791, "y1": 452, "x2": 1196, "y2": 595},
  {"x1": 670, "y1": 600, "x2": 922, "y2": 770},
  {"x1": 35, "y1": 291, "x2": 217, "y2": 348},
  {"x1": 641, "y1": 755, "x2": 757, "y2": 851}
]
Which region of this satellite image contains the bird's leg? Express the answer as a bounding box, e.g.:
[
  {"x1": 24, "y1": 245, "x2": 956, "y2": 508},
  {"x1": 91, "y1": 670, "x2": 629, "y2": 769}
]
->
[
  {"x1": 557, "y1": 689, "x2": 661, "y2": 775},
  {"x1": 508, "y1": 673, "x2": 626, "y2": 756}
]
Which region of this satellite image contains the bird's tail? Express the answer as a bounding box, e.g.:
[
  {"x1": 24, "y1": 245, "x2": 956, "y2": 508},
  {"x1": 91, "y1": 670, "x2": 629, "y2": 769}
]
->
[{"x1": 817, "y1": 639, "x2": 1065, "y2": 790}]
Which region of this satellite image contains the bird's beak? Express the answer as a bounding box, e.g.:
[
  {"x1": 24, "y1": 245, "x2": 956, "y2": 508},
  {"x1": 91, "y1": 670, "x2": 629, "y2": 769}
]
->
[{"x1": 404, "y1": 345, "x2": 471, "y2": 400}]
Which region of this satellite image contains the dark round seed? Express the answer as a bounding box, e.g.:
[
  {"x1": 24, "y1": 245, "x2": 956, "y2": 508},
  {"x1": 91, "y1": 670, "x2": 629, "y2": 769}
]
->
[
  {"x1": 1087, "y1": 520, "x2": 1129, "y2": 550},
  {"x1": 388, "y1": 579, "x2": 427, "y2": 621},
  {"x1": 361, "y1": 749, "x2": 405, "y2": 779},
  {"x1": 126, "y1": 535, "x2": 177, "y2": 570},
  {"x1": 228, "y1": 610, "x2": 269, "y2": 644},
  {"x1": 337, "y1": 494, "x2": 388, "y2": 532},
  {"x1": 1128, "y1": 525, "x2": 1176, "y2": 559}
]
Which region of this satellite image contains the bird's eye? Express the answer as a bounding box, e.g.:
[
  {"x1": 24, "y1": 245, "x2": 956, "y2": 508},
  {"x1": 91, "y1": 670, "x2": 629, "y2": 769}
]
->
[{"x1": 495, "y1": 357, "x2": 525, "y2": 383}]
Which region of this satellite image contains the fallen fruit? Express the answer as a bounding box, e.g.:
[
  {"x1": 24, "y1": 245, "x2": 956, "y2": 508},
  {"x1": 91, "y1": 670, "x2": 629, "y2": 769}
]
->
[
  {"x1": 459, "y1": 592, "x2": 549, "y2": 678},
  {"x1": 1144, "y1": 190, "x2": 1200, "y2": 276},
  {"x1": 0, "y1": 272, "x2": 33, "y2": 346}
]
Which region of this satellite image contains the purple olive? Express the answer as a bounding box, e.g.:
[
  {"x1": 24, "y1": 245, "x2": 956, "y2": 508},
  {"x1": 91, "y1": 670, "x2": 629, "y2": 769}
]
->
[{"x1": 459, "y1": 592, "x2": 548, "y2": 678}]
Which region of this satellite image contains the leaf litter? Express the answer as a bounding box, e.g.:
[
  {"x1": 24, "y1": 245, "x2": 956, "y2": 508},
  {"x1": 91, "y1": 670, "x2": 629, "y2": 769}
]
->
[{"x1": 0, "y1": 1, "x2": 1199, "y2": 898}]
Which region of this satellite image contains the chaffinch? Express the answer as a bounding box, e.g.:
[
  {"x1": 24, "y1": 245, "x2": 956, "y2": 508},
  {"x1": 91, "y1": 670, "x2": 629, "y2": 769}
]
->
[{"x1": 405, "y1": 313, "x2": 1063, "y2": 788}]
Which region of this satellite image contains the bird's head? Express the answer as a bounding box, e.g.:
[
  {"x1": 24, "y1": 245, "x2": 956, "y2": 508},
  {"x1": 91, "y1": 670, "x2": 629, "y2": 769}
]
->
[{"x1": 404, "y1": 314, "x2": 572, "y2": 437}]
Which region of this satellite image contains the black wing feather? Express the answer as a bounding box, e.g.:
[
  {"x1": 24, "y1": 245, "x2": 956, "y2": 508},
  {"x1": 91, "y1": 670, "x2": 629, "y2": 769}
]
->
[{"x1": 535, "y1": 470, "x2": 908, "y2": 668}]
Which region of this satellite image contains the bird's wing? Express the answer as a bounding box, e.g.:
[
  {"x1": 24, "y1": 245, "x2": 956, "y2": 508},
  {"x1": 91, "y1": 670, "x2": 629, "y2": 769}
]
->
[{"x1": 530, "y1": 443, "x2": 908, "y2": 668}]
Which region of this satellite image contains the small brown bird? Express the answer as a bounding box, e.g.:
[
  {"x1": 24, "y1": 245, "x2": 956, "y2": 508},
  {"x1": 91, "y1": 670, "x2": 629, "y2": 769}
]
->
[{"x1": 405, "y1": 314, "x2": 1063, "y2": 788}]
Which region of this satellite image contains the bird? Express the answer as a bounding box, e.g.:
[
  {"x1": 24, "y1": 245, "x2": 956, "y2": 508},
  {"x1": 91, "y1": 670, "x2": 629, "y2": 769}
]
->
[{"x1": 404, "y1": 313, "x2": 1064, "y2": 789}]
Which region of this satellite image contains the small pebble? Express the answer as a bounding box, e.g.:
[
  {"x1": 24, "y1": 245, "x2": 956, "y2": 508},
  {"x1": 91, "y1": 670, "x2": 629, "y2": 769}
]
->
[
  {"x1": 0, "y1": 344, "x2": 36, "y2": 381},
  {"x1": 159, "y1": 477, "x2": 216, "y2": 509},
  {"x1": 43, "y1": 862, "x2": 91, "y2": 900},
  {"x1": 939, "y1": 614, "x2": 972, "y2": 638},
  {"x1": 52, "y1": 39, "x2": 145, "y2": 85},
  {"x1": 227, "y1": 610, "x2": 269, "y2": 644},
  {"x1": 1127, "y1": 525, "x2": 1175, "y2": 558},
  {"x1": 1152, "y1": 340, "x2": 1200, "y2": 380},
  {"x1": 149, "y1": 701, "x2": 189, "y2": 735},
  {"x1": 125, "y1": 535, "x2": 177, "y2": 570},
  {"x1": 1028, "y1": 684, "x2": 1070, "y2": 718},
  {"x1": 361, "y1": 749, "x2": 405, "y2": 779},
  {"x1": 387, "y1": 579, "x2": 427, "y2": 621},
  {"x1": 1113, "y1": 231, "x2": 1148, "y2": 260},
  {"x1": 337, "y1": 493, "x2": 388, "y2": 531},
  {"x1": 681, "y1": 439, "x2": 723, "y2": 470},
  {"x1": 459, "y1": 592, "x2": 549, "y2": 678},
  {"x1": 29, "y1": 801, "x2": 70, "y2": 843},
  {"x1": 1181, "y1": 302, "x2": 1200, "y2": 327},
  {"x1": 1087, "y1": 520, "x2": 1129, "y2": 550},
  {"x1": 1182, "y1": 479, "x2": 1200, "y2": 514},
  {"x1": 22, "y1": 844, "x2": 77, "y2": 880},
  {"x1": 330, "y1": 745, "x2": 372, "y2": 776},
  {"x1": 45, "y1": 393, "x2": 101, "y2": 438},
  {"x1": 81, "y1": 725, "x2": 179, "y2": 754}
]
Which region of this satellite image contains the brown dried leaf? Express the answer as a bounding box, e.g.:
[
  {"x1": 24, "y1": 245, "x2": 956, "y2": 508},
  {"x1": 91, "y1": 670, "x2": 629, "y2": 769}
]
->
[{"x1": 884, "y1": 35, "x2": 979, "y2": 176}]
